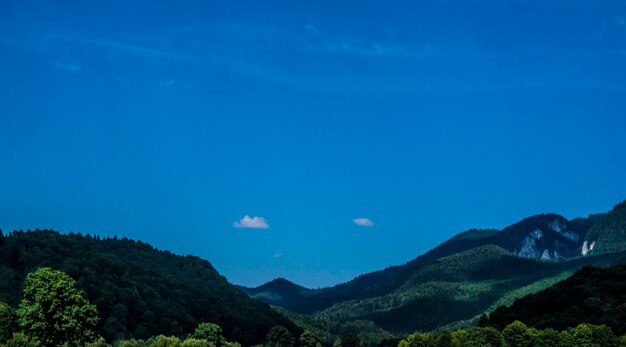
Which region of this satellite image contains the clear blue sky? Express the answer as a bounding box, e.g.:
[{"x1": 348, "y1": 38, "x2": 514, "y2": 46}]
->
[{"x1": 1, "y1": 1, "x2": 625, "y2": 288}]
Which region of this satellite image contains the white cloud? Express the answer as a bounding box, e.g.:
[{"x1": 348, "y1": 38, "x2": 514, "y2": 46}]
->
[
  {"x1": 353, "y1": 217, "x2": 374, "y2": 227},
  {"x1": 273, "y1": 252, "x2": 284, "y2": 258},
  {"x1": 233, "y1": 215, "x2": 269, "y2": 229}
]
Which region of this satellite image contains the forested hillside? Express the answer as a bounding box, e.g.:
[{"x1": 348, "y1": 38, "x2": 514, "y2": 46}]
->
[
  {"x1": 0, "y1": 230, "x2": 299, "y2": 345},
  {"x1": 241, "y1": 200, "x2": 626, "y2": 336},
  {"x1": 483, "y1": 264, "x2": 626, "y2": 335},
  {"x1": 585, "y1": 200, "x2": 626, "y2": 255}
]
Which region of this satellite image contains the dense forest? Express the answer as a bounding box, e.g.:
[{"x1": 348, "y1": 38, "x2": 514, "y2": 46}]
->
[
  {"x1": 0, "y1": 229, "x2": 298, "y2": 345},
  {"x1": 482, "y1": 264, "x2": 626, "y2": 335},
  {"x1": 240, "y1": 213, "x2": 599, "y2": 316},
  {"x1": 2, "y1": 200, "x2": 626, "y2": 346}
]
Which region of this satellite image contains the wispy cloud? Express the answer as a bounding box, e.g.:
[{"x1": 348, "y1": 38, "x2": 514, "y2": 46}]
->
[
  {"x1": 233, "y1": 215, "x2": 270, "y2": 229},
  {"x1": 54, "y1": 62, "x2": 81, "y2": 72},
  {"x1": 295, "y1": 24, "x2": 437, "y2": 59},
  {"x1": 0, "y1": 22, "x2": 176, "y2": 58},
  {"x1": 353, "y1": 217, "x2": 375, "y2": 227},
  {"x1": 273, "y1": 252, "x2": 284, "y2": 258}
]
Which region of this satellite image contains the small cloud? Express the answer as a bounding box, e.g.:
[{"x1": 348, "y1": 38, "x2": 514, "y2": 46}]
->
[
  {"x1": 159, "y1": 79, "x2": 175, "y2": 87},
  {"x1": 233, "y1": 215, "x2": 270, "y2": 229},
  {"x1": 54, "y1": 62, "x2": 81, "y2": 72},
  {"x1": 273, "y1": 252, "x2": 284, "y2": 258},
  {"x1": 304, "y1": 24, "x2": 319, "y2": 33},
  {"x1": 353, "y1": 217, "x2": 374, "y2": 227}
]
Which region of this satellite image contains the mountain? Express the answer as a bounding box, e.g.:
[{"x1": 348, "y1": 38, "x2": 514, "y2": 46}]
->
[
  {"x1": 240, "y1": 213, "x2": 598, "y2": 314},
  {"x1": 317, "y1": 245, "x2": 626, "y2": 334},
  {"x1": 483, "y1": 264, "x2": 626, "y2": 335},
  {"x1": 235, "y1": 278, "x2": 313, "y2": 310},
  {"x1": 240, "y1": 200, "x2": 626, "y2": 335},
  {"x1": 0, "y1": 229, "x2": 299, "y2": 345},
  {"x1": 584, "y1": 200, "x2": 626, "y2": 256}
]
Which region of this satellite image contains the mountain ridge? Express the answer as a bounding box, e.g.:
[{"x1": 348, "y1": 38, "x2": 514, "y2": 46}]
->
[
  {"x1": 239, "y1": 200, "x2": 626, "y2": 334},
  {"x1": 0, "y1": 229, "x2": 300, "y2": 345}
]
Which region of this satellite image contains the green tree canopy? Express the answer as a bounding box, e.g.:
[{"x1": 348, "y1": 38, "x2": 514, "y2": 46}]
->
[
  {"x1": 299, "y1": 330, "x2": 320, "y2": 347},
  {"x1": 192, "y1": 323, "x2": 225, "y2": 346},
  {"x1": 502, "y1": 321, "x2": 532, "y2": 347},
  {"x1": 0, "y1": 301, "x2": 15, "y2": 343},
  {"x1": 4, "y1": 332, "x2": 37, "y2": 347},
  {"x1": 152, "y1": 335, "x2": 182, "y2": 347},
  {"x1": 265, "y1": 326, "x2": 295, "y2": 347},
  {"x1": 397, "y1": 332, "x2": 429, "y2": 347},
  {"x1": 16, "y1": 267, "x2": 99, "y2": 346},
  {"x1": 569, "y1": 323, "x2": 617, "y2": 347}
]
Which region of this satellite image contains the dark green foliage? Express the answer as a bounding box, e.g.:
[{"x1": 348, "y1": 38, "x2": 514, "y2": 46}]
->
[
  {"x1": 339, "y1": 333, "x2": 360, "y2": 347},
  {"x1": 265, "y1": 326, "x2": 295, "y2": 347},
  {"x1": 396, "y1": 332, "x2": 428, "y2": 347},
  {"x1": 299, "y1": 330, "x2": 320, "y2": 347},
  {"x1": 240, "y1": 213, "x2": 600, "y2": 330},
  {"x1": 236, "y1": 279, "x2": 313, "y2": 310},
  {"x1": 273, "y1": 306, "x2": 391, "y2": 347},
  {"x1": 151, "y1": 335, "x2": 182, "y2": 347},
  {"x1": 396, "y1": 323, "x2": 620, "y2": 347},
  {"x1": 4, "y1": 332, "x2": 37, "y2": 347},
  {"x1": 0, "y1": 230, "x2": 298, "y2": 345},
  {"x1": 0, "y1": 301, "x2": 15, "y2": 343},
  {"x1": 17, "y1": 267, "x2": 99, "y2": 346},
  {"x1": 484, "y1": 265, "x2": 626, "y2": 335},
  {"x1": 502, "y1": 320, "x2": 531, "y2": 347},
  {"x1": 568, "y1": 323, "x2": 619, "y2": 347},
  {"x1": 192, "y1": 323, "x2": 225, "y2": 346},
  {"x1": 479, "y1": 326, "x2": 505, "y2": 347},
  {"x1": 585, "y1": 200, "x2": 626, "y2": 255}
]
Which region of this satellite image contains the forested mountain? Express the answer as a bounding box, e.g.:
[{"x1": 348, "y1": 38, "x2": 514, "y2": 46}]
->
[
  {"x1": 0, "y1": 230, "x2": 299, "y2": 345},
  {"x1": 240, "y1": 213, "x2": 600, "y2": 313},
  {"x1": 2, "y1": 199, "x2": 625, "y2": 343},
  {"x1": 318, "y1": 246, "x2": 626, "y2": 334},
  {"x1": 585, "y1": 200, "x2": 626, "y2": 255},
  {"x1": 483, "y1": 264, "x2": 626, "y2": 335},
  {"x1": 235, "y1": 278, "x2": 313, "y2": 310},
  {"x1": 241, "y1": 200, "x2": 626, "y2": 335}
]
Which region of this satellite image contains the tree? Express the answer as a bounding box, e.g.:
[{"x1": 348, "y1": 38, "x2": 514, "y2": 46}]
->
[
  {"x1": 397, "y1": 333, "x2": 429, "y2": 347},
  {"x1": 16, "y1": 267, "x2": 99, "y2": 346},
  {"x1": 117, "y1": 339, "x2": 148, "y2": 347},
  {"x1": 265, "y1": 326, "x2": 295, "y2": 347},
  {"x1": 430, "y1": 331, "x2": 452, "y2": 347},
  {"x1": 299, "y1": 330, "x2": 320, "y2": 347},
  {"x1": 502, "y1": 321, "x2": 532, "y2": 347},
  {"x1": 339, "y1": 334, "x2": 359, "y2": 347},
  {"x1": 569, "y1": 323, "x2": 617, "y2": 347},
  {"x1": 182, "y1": 338, "x2": 212, "y2": 347},
  {"x1": 531, "y1": 328, "x2": 561, "y2": 347},
  {"x1": 152, "y1": 335, "x2": 182, "y2": 347},
  {"x1": 450, "y1": 329, "x2": 468, "y2": 347},
  {"x1": 4, "y1": 332, "x2": 37, "y2": 347},
  {"x1": 192, "y1": 322, "x2": 226, "y2": 346},
  {"x1": 85, "y1": 337, "x2": 112, "y2": 347},
  {"x1": 479, "y1": 326, "x2": 505, "y2": 347},
  {"x1": 0, "y1": 301, "x2": 15, "y2": 343}
]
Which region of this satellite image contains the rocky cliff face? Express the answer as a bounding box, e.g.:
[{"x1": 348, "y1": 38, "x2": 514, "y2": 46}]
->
[{"x1": 493, "y1": 214, "x2": 592, "y2": 261}]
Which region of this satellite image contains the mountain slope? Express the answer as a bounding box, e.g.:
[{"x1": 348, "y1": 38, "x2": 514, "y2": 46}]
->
[
  {"x1": 241, "y1": 213, "x2": 597, "y2": 315},
  {"x1": 316, "y1": 245, "x2": 626, "y2": 333},
  {"x1": 585, "y1": 200, "x2": 626, "y2": 255},
  {"x1": 236, "y1": 278, "x2": 313, "y2": 310},
  {"x1": 0, "y1": 230, "x2": 299, "y2": 345},
  {"x1": 483, "y1": 264, "x2": 626, "y2": 335},
  {"x1": 241, "y1": 200, "x2": 626, "y2": 335}
]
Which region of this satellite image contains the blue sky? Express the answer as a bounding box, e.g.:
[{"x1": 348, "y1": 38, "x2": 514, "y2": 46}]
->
[{"x1": 1, "y1": 0, "x2": 625, "y2": 288}]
